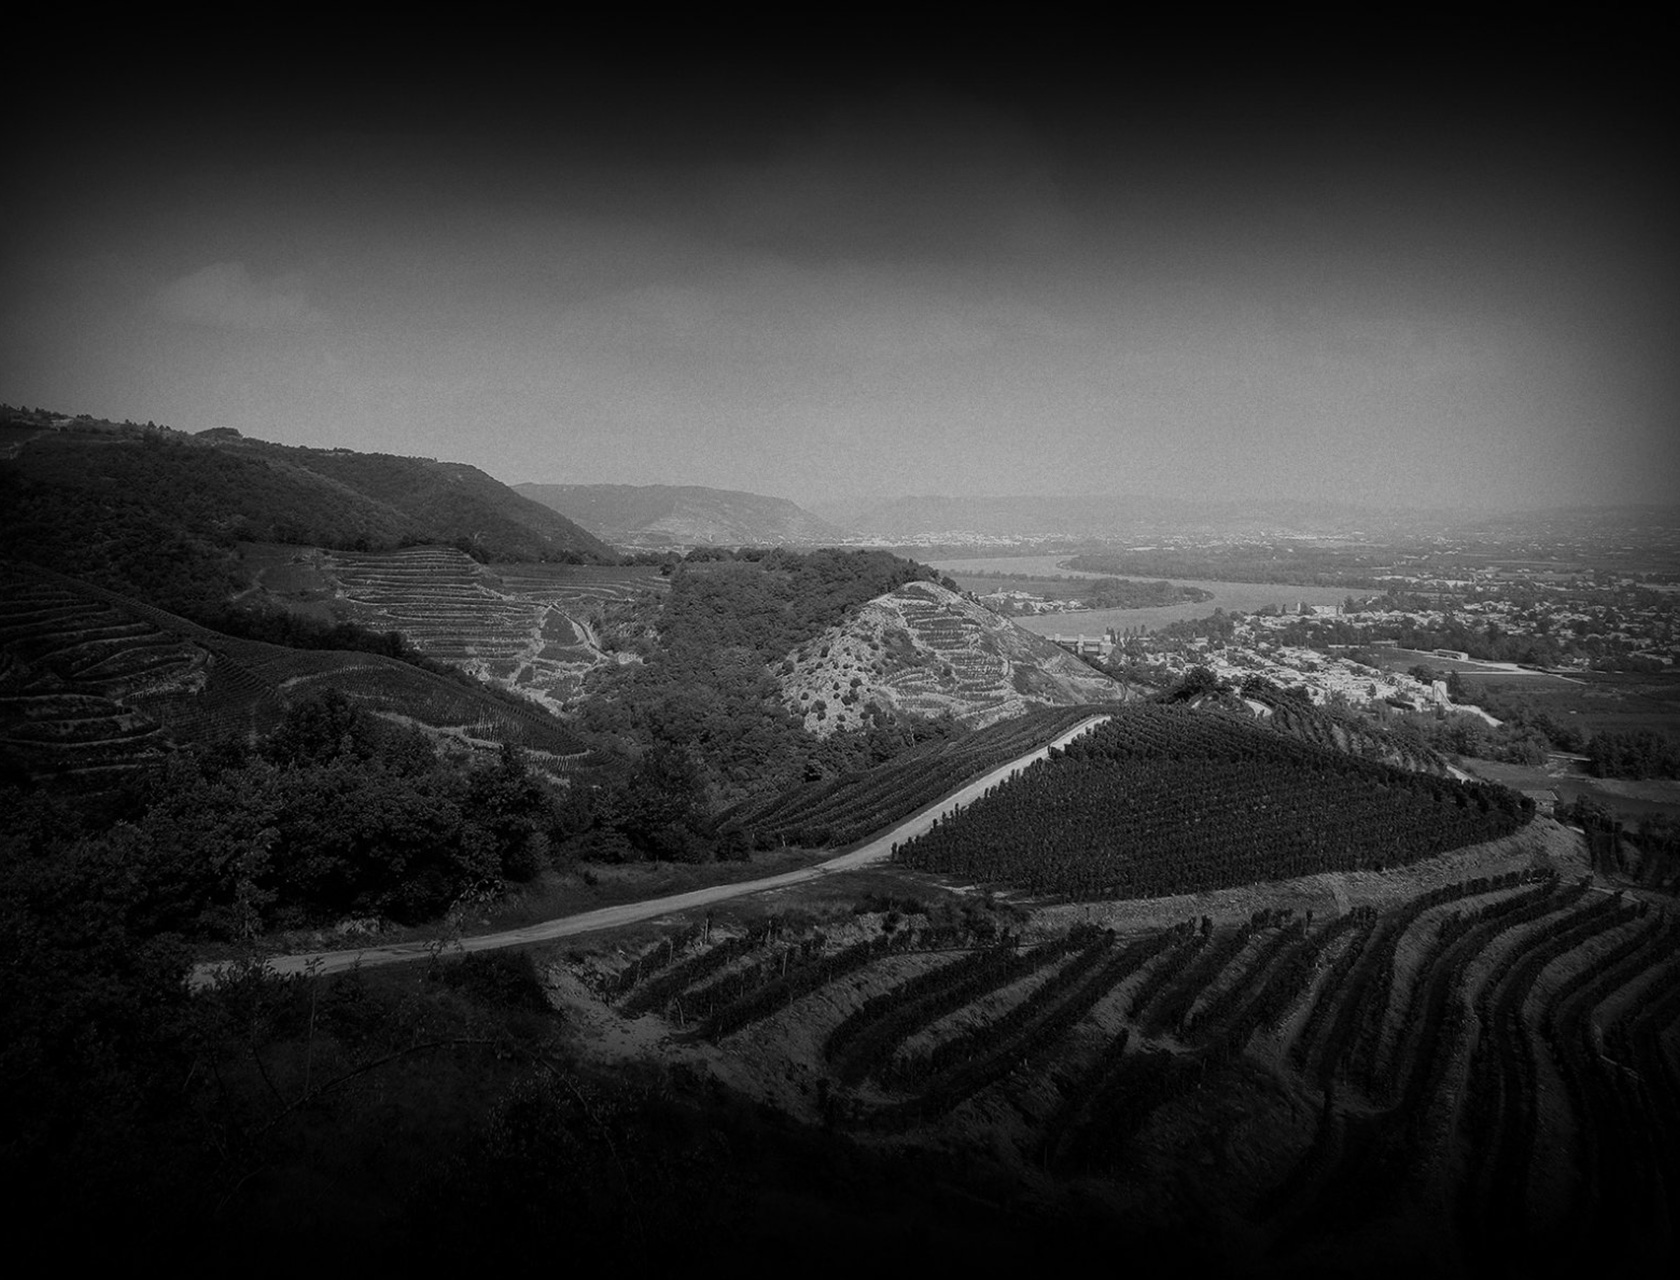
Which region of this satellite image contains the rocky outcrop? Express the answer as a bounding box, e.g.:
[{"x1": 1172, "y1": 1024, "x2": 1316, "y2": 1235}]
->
[{"x1": 777, "y1": 581, "x2": 1123, "y2": 734}]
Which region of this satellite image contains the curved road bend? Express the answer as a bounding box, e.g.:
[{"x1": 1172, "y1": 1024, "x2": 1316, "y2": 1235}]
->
[{"x1": 194, "y1": 714, "x2": 1112, "y2": 983}]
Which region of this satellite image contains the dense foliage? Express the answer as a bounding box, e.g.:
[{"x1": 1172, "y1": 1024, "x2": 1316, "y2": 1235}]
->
[
  {"x1": 893, "y1": 706, "x2": 1533, "y2": 899},
  {"x1": 0, "y1": 418, "x2": 611, "y2": 622},
  {"x1": 576, "y1": 548, "x2": 962, "y2": 806},
  {"x1": 3, "y1": 691, "x2": 567, "y2": 936},
  {"x1": 1066, "y1": 546, "x2": 1390, "y2": 588},
  {"x1": 1, "y1": 453, "x2": 244, "y2": 619},
  {"x1": 195, "y1": 599, "x2": 465, "y2": 676},
  {"x1": 0, "y1": 870, "x2": 739, "y2": 1272},
  {"x1": 1585, "y1": 727, "x2": 1680, "y2": 780},
  {"x1": 1084, "y1": 577, "x2": 1214, "y2": 609}
]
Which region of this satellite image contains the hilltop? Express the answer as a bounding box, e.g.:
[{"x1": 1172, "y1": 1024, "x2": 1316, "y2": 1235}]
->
[
  {"x1": 0, "y1": 408, "x2": 615, "y2": 621},
  {"x1": 517, "y1": 482, "x2": 847, "y2": 550},
  {"x1": 1162, "y1": 677, "x2": 1454, "y2": 776},
  {"x1": 778, "y1": 580, "x2": 1124, "y2": 733}
]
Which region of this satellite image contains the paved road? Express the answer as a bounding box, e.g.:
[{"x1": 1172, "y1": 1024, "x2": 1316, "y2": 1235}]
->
[{"x1": 193, "y1": 714, "x2": 1112, "y2": 984}]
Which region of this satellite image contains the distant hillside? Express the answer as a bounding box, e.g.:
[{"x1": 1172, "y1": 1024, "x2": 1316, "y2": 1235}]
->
[
  {"x1": 0, "y1": 408, "x2": 615, "y2": 620},
  {"x1": 829, "y1": 494, "x2": 1427, "y2": 541},
  {"x1": 778, "y1": 580, "x2": 1126, "y2": 734},
  {"x1": 517, "y1": 483, "x2": 848, "y2": 549}
]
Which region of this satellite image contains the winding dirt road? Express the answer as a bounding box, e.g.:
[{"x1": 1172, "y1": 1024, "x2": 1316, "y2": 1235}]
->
[{"x1": 193, "y1": 714, "x2": 1111, "y2": 983}]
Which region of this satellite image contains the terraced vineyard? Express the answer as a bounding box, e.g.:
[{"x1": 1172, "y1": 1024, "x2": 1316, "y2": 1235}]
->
[
  {"x1": 780, "y1": 580, "x2": 1122, "y2": 733},
  {"x1": 1, "y1": 563, "x2": 590, "y2": 794},
  {"x1": 597, "y1": 874, "x2": 1679, "y2": 1267},
  {"x1": 318, "y1": 548, "x2": 667, "y2": 709},
  {"x1": 1, "y1": 566, "x2": 204, "y2": 790},
  {"x1": 893, "y1": 704, "x2": 1534, "y2": 899},
  {"x1": 890, "y1": 589, "x2": 1017, "y2": 719},
  {"x1": 716, "y1": 704, "x2": 1109, "y2": 849}
]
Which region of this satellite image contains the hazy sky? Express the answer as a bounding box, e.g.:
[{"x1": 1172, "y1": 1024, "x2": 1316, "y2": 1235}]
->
[{"x1": 5, "y1": 35, "x2": 1675, "y2": 512}]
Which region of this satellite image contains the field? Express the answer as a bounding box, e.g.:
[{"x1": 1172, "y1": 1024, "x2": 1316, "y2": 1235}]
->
[
  {"x1": 1465, "y1": 757, "x2": 1680, "y2": 826},
  {"x1": 1369, "y1": 644, "x2": 1680, "y2": 798},
  {"x1": 1454, "y1": 668, "x2": 1680, "y2": 735},
  {"x1": 893, "y1": 705, "x2": 1532, "y2": 899},
  {"x1": 550, "y1": 806, "x2": 1675, "y2": 1270}
]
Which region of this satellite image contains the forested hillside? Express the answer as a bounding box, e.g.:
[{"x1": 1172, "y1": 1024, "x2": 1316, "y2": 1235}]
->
[
  {"x1": 575, "y1": 549, "x2": 965, "y2": 819},
  {"x1": 0, "y1": 410, "x2": 613, "y2": 622}
]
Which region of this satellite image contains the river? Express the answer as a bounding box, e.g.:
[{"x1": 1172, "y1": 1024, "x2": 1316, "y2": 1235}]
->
[{"x1": 928, "y1": 556, "x2": 1354, "y2": 633}]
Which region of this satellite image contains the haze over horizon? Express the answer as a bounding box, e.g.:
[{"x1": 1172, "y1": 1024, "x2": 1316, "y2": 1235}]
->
[{"x1": 5, "y1": 32, "x2": 1675, "y2": 515}]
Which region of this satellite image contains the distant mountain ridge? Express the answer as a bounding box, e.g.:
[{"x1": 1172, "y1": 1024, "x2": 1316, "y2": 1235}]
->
[
  {"x1": 819, "y1": 494, "x2": 1480, "y2": 540},
  {"x1": 517, "y1": 483, "x2": 848, "y2": 549}
]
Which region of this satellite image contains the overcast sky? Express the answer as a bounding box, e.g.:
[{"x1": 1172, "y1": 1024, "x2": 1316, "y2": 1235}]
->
[{"x1": 5, "y1": 33, "x2": 1674, "y2": 512}]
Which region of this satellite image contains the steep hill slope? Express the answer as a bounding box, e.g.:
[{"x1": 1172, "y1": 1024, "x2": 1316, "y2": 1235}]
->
[
  {"x1": 0, "y1": 413, "x2": 615, "y2": 624},
  {"x1": 531, "y1": 813, "x2": 1660, "y2": 1275},
  {"x1": 243, "y1": 543, "x2": 667, "y2": 712},
  {"x1": 252, "y1": 443, "x2": 615, "y2": 561},
  {"x1": 0, "y1": 563, "x2": 588, "y2": 797},
  {"x1": 517, "y1": 482, "x2": 847, "y2": 548},
  {"x1": 779, "y1": 580, "x2": 1124, "y2": 733}
]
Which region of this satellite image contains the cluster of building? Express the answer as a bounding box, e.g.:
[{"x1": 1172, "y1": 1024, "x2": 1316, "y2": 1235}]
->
[{"x1": 1047, "y1": 633, "x2": 1116, "y2": 661}]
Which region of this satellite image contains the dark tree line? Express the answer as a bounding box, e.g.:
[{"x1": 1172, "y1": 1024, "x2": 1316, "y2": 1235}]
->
[
  {"x1": 1585, "y1": 728, "x2": 1680, "y2": 780},
  {"x1": 4, "y1": 690, "x2": 567, "y2": 937}
]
